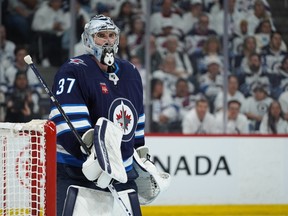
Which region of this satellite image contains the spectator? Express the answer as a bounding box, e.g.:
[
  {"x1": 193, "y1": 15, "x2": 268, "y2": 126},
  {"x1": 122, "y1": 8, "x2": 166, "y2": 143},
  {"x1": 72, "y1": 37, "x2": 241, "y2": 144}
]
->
[
  {"x1": 161, "y1": 35, "x2": 193, "y2": 76},
  {"x1": 242, "y1": 84, "x2": 273, "y2": 131},
  {"x1": 234, "y1": 0, "x2": 271, "y2": 15},
  {"x1": 254, "y1": 19, "x2": 273, "y2": 50},
  {"x1": 116, "y1": 33, "x2": 131, "y2": 60},
  {"x1": 238, "y1": 52, "x2": 270, "y2": 97},
  {"x1": 278, "y1": 56, "x2": 288, "y2": 87},
  {"x1": 255, "y1": 20, "x2": 287, "y2": 52},
  {"x1": 155, "y1": 18, "x2": 183, "y2": 54},
  {"x1": 149, "y1": 0, "x2": 182, "y2": 36},
  {"x1": 32, "y1": 0, "x2": 70, "y2": 66},
  {"x1": 1, "y1": 45, "x2": 41, "y2": 94},
  {"x1": 185, "y1": 13, "x2": 217, "y2": 54},
  {"x1": 231, "y1": 19, "x2": 249, "y2": 57},
  {"x1": 181, "y1": 0, "x2": 203, "y2": 35},
  {"x1": 136, "y1": 35, "x2": 162, "y2": 73},
  {"x1": 261, "y1": 31, "x2": 288, "y2": 74},
  {"x1": 190, "y1": 35, "x2": 222, "y2": 75},
  {"x1": 153, "y1": 54, "x2": 188, "y2": 95},
  {"x1": 0, "y1": 25, "x2": 16, "y2": 65},
  {"x1": 233, "y1": 36, "x2": 258, "y2": 73},
  {"x1": 259, "y1": 100, "x2": 288, "y2": 134},
  {"x1": 246, "y1": 0, "x2": 275, "y2": 35},
  {"x1": 93, "y1": 0, "x2": 143, "y2": 21},
  {"x1": 73, "y1": 0, "x2": 91, "y2": 14},
  {"x1": 0, "y1": 25, "x2": 16, "y2": 92},
  {"x1": 209, "y1": 0, "x2": 246, "y2": 37},
  {"x1": 150, "y1": 78, "x2": 176, "y2": 132},
  {"x1": 62, "y1": 0, "x2": 90, "y2": 53},
  {"x1": 198, "y1": 55, "x2": 223, "y2": 109},
  {"x1": 114, "y1": 1, "x2": 135, "y2": 33},
  {"x1": 5, "y1": 72, "x2": 38, "y2": 122},
  {"x1": 95, "y1": 2, "x2": 111, "y2": 17},
  {"x1": 269, "y1": 55, "x2": 288, "y2": 99},
  {"x1": 5, "y1": 0, "x2": 39, "y2": 44},
  {"x1": 168, "y1": 78, "x2": 202, "y2": 132},
  {"x1": 130, "y1": 55, "x2": 146, "y2": 100},
  {"x1": 182, "y1": 97, "x2": 216, "y2": 134},
  {"x1": 279, "y1": 90, "x2": 288, "y2": 121},
  {"x1": 127, "y1": 16, "x2": 145, "y2": 55},
  {"x1": 214, "y1": 75, "x2": 245, "y2": 113},
  {"x1": 215, "y1": 100, "x2": 250, "y2": 134}
]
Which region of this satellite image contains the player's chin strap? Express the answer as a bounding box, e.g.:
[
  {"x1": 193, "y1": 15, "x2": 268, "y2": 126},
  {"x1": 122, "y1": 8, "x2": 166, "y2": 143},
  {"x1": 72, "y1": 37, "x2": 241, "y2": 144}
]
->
[{"x1": 133, "y1": 146, "x2": 171, "y2": 205}]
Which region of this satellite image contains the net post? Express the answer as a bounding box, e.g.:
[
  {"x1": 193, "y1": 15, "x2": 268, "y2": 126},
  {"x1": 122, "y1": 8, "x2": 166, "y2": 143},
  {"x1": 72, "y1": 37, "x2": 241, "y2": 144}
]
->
[{"x1": 45, "y1": 120, "x2": 57, "y2": 216}]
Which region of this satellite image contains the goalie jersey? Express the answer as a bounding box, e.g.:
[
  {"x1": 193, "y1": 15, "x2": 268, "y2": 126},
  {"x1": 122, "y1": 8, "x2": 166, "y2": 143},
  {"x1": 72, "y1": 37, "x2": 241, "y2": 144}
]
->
[{"x1": 49, "y1": 54, "x2": 145, "y2": 172}]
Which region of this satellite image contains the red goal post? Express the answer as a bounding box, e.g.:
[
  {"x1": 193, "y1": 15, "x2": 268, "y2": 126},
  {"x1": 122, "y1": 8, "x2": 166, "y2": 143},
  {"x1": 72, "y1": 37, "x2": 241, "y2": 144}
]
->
[{"x1": 0, "y1": 120, "x2": 56, "y2": 216}]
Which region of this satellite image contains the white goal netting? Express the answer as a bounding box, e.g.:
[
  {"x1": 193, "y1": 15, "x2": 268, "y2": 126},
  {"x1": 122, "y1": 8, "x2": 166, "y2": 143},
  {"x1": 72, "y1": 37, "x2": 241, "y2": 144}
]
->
[{"x1": 0, "y1": 120, "x2": 56, "y2": 216}]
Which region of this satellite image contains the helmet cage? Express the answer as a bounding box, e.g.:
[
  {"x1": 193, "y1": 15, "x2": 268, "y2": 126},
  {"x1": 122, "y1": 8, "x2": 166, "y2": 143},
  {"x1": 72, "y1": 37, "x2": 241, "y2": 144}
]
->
[{"x1": 82, "y1": 15, "x2": 120, "y2": 64}]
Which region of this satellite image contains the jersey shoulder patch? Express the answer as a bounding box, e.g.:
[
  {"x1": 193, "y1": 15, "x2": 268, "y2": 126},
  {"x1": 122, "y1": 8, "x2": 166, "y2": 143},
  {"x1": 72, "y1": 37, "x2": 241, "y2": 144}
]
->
[{"x1": 68, "y1": 58, "x2": 87, "y2": 66}]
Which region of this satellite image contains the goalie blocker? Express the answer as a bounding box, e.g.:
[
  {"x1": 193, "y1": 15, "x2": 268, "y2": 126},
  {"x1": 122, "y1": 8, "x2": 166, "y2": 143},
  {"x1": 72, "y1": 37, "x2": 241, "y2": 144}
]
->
[{"x1": 64, "y1": 117, "x2": 171, "y2": 215}]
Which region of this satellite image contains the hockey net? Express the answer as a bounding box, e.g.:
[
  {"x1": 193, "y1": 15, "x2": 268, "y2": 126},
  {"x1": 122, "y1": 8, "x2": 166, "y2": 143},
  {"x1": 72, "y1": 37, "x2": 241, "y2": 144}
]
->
[{"x1": 0, "y1": 120, "x2": 56, "y2": 216}]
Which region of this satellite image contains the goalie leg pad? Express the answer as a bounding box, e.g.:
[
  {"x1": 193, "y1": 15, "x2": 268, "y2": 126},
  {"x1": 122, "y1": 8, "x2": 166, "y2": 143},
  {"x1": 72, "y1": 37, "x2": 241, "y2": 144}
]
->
[
  {"x1": 62, "y1": 186, "x2": 78, "y2": 216},
  {"x1": 62, "y1": 185, "x2": 114, "y2": 216},
  {"x1": 62, "y1": 186, "x2": 142, "y2": 216},
  {"x1": 112, "y1": 189, "x2": 142, "y2": 216},
  {"x1": 128, "y1": 190, "x2": 142, "y2": 216}
]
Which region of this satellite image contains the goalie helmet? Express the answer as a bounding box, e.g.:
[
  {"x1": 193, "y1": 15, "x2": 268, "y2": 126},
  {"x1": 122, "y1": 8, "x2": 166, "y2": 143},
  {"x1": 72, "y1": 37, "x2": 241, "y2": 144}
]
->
[{"x1": 81, "y1": 15, "x2": 120, "y2": 66}]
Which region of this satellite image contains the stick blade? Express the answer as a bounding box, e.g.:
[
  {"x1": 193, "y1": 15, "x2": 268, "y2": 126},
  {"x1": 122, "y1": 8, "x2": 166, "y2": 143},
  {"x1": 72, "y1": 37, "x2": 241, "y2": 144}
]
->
[{"x1": 24, "y1": 55, "x2": 33, "y2": 65}]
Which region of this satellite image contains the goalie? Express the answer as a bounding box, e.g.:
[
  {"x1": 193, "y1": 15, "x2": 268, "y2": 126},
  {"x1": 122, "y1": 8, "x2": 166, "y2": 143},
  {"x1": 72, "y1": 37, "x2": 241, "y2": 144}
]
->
[{"x1": 49, "y1": 15, "x2": 170, "y2": 216}]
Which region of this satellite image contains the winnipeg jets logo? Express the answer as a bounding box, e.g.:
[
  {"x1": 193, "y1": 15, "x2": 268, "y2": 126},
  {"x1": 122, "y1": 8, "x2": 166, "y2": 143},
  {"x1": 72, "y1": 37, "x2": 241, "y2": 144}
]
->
[
  {"x1": 109, "y1": 98, "x2": 138, "y2": 142},
  {"x1": 116, "y1": 101, "x2": 132, "y2": 132},
  {"x1": 69, "y1": 58, "x2": 87, "y2": 66}
]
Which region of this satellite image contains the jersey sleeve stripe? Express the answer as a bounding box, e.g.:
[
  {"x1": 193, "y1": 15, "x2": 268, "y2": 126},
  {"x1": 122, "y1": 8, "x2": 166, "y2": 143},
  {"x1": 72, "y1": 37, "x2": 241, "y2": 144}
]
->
[
  {"x1": 123, "y1": 155, "x2": 133, "y2": 172},
  {"x1": 49, "y1": 105, "x2": 89, "y2": 120},
  {"x1": 138, "y1": 113, "x2": 145, "y2": 123},
  {"x1": 56, "y1": 119, "x2": 92, "y2": 135},
  {"x1": 135, "y1": 129, "x2": 144, "y2": 138}
]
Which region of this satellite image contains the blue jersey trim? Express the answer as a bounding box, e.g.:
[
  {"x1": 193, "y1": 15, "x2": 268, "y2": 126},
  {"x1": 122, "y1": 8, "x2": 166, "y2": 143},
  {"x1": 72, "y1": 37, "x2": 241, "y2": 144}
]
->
[
  {"x1": 135, "y1": 134, "x2": 144, "y2": 139},
  {"x1": 57, "y1": 125, "x2": 91, "y2": 136},
  {"x1": 57, "y1": 152, "x2": 84, "y2": 167},
  {"x1": 125, "y1": 164, "x2": 133, "y2": 172},
  {"x1": 50, "y1": 112, "x2": 89, "y2": 120},
  {"x1": 114, "y1": 62, "x2": 119, "y2": 74},
  {"x1": 51, "y1": 104, "x2": 87, "y2": 109}
]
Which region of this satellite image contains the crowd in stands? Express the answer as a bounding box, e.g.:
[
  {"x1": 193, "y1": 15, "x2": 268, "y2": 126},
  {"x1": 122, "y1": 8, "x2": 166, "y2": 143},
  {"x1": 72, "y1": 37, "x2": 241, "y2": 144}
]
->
[{"x1": 0, "y1": 0, "x2": 288, "y2": 134}]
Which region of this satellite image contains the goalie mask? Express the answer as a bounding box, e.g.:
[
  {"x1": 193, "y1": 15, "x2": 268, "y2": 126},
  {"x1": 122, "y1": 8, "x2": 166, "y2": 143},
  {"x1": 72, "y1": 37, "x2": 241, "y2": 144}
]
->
[{"x1": 82, "y1": 15, "x2": 120, "y2": 66}]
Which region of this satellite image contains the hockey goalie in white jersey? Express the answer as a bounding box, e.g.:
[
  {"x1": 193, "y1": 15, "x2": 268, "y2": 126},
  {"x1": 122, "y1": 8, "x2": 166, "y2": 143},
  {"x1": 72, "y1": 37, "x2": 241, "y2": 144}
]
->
[{"x1": 49, "y1": 14, "x2": 171, "y2": 216}]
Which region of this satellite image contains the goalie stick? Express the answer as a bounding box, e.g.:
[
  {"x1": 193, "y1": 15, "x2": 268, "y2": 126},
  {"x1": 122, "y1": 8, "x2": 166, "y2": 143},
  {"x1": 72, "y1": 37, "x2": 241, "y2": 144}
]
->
[{"x1": 24, "y1": 55, "x2": 132, "y2": 216}]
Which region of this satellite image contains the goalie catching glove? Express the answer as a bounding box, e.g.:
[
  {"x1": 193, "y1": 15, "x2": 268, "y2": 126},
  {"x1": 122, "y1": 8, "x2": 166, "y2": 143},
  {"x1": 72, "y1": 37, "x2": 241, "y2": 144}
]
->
[
  {"x1": 133, "y1": 146, "x2": 171, "y2": 205},
  {"x1": 81, "y1": 117, "x2": 127, "y2": 188}
]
